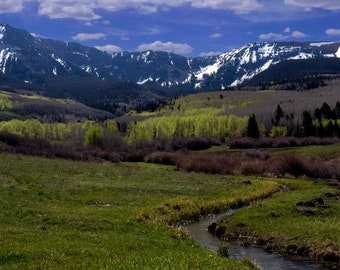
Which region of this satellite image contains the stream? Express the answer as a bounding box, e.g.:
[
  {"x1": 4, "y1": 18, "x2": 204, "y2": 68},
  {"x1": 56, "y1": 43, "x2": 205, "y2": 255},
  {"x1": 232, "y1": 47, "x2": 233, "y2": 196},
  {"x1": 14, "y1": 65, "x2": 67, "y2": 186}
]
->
[{"x1": 185, "y1": 210, "x2": 325, "y2": 270}]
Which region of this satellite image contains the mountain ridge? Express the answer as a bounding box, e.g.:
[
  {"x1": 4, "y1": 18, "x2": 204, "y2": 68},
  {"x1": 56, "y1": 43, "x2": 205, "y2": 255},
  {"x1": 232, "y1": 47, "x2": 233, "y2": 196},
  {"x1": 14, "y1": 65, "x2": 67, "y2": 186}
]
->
[{"x1": 1, "y1": 23, "x2": 340, "y2": 114}]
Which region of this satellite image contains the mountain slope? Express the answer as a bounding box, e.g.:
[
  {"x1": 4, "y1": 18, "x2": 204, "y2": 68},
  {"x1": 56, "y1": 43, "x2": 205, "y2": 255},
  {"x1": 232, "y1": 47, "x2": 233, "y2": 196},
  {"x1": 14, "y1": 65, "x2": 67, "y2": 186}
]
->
[
  {"x1": 1, "y1": 23, "x2": 340, "y2": 115},
  {"x1": 247, "y1": 57, "x2": 340, "y2": 87},
  {"x1": 1, "y1": 24, "x2": 340, "y2": 90}
]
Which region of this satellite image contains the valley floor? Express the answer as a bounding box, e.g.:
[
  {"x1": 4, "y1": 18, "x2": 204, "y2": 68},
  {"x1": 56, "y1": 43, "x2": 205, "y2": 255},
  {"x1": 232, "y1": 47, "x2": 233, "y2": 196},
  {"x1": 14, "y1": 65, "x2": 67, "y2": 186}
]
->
[{"x1": 0, "y1": 153, "x2": 339, "y2": 269}]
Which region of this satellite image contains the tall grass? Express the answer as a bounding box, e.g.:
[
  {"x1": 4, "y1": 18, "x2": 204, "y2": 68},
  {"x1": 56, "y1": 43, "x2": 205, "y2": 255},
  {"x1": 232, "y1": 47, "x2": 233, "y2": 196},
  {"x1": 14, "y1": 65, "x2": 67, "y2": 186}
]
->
[{"x1": 0, "y1": 153, "x2": 270, "y2": 269}]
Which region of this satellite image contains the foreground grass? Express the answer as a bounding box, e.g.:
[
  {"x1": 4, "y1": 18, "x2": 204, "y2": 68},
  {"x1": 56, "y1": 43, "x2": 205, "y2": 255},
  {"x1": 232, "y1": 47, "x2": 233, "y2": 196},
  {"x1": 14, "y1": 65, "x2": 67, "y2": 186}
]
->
[{"x1": 0, "y1": 153, "x2": 275, "y2": 269}]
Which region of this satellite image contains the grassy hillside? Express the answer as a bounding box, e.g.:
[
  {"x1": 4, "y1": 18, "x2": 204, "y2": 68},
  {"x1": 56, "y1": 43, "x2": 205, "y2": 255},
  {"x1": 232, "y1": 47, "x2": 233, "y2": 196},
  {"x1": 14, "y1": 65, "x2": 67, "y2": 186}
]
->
[
  {"x1": 127, "y1": 79, "x2": 340, "y2": 130},
  {"x1": 0, "y1": 89, "x2": 113, "y2": 122}
]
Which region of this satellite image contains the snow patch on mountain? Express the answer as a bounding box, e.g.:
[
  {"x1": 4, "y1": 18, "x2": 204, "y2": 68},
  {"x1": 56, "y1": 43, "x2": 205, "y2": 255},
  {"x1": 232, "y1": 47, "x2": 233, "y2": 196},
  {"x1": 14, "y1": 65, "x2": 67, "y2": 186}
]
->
[
  {"x1": 0, "y1": 25, "x2": 6, "y2": 40},
  {"x1": 310, "y1": 42, "x2": 334, "y2": 47},
  {"x1": 51, "y1": 54, "x2": 66, "y2": 67},
  {"x1": 137, "y1": 77, "x2": 154, "y2": 84},
  {"x1": 336, "y1": 46, "x2": 340, "y2": 58},
  {"x1": 51, "y1": 54, "x2": 71, "y2": 72},
  {"x1": 231, "y1": 59, "x2": 274, "y2": 86},
  {"x1": 0, "y1": 49, "x2": 16, "y2": 74},
  {"x1": 289, "y1": 53, "x2": 315, "y2": 60},
  {"x1": 195, "y1": 62, "x2": 220, "y2": 80}
]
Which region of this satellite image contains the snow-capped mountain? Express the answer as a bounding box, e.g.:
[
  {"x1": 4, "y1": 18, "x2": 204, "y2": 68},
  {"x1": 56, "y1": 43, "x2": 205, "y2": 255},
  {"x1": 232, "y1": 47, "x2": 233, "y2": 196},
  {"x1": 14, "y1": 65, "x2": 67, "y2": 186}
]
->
[{"x1": 1, "y1": 23, "x2": 340, "y2": 92}]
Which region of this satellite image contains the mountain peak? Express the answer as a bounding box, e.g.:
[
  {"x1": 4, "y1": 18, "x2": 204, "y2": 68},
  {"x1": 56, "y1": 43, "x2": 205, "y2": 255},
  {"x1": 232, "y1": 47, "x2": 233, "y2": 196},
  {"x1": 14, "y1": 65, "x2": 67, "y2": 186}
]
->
[{"x1": 0, "y1": 23, "x2": 340, "y2": 92}]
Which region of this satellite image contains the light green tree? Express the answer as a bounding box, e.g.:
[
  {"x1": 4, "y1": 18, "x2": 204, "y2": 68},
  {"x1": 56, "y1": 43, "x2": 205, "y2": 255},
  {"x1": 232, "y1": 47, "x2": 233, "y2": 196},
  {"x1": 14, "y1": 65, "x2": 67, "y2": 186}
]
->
[{"x1": 84, "y1": 126, "x2": 103, "y2": 148}]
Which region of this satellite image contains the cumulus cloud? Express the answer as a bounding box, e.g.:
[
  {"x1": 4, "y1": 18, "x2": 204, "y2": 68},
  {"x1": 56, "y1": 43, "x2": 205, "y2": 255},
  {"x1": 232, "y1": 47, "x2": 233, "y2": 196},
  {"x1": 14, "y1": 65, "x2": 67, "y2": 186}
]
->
[
  {"x1": 137, "y1": 40, "x2": 193, "y2": 54},
  {"x1": 326, "y1": 29, "x2": 340, "y2": 36},
  {"x1": 199, "y1": 51, "x2": 222, "y2": 57},
  {"x1": 138, "y1": 4, "x2": 158, "y2": 14},
  {"x1": 12, "y1": 0, "x2": 263, "y2": 20},
  {"x1": 285, "y1": 0, "x2": 340, "y2": 11},
  {"x1": 259, "y1": 32, "x2": 288, "y2": 41},
  {"x1": 72, "y1": 33, "x2": 106, "y2": 41},
  {"x1": 284, "y1": 27, "x2": 291, "y2": 33},
  {"x1": 0, "y1": 0, "x2": 23, "y2": 13},
  {"x1": 95, "y1": 0, "x2": 262, "y2": 14},
  {"x1": 190, "y1": 0, "x2": 262, "y2": 14},
  {"x1": 95, "y1": 44, "x2": 122, "y2": 54},
  {"x1": 211, "y1": 33, "x2": 223, "y2": 38},
  {"x1": 38, "y1": 0, "x2": 101, "y2": 20},
  {"x1": 291, "y1": 30, "x2": 307, "y2": 38},
  {"x1": 260, "y1": 29, "x2": 308, "y2": 41}
]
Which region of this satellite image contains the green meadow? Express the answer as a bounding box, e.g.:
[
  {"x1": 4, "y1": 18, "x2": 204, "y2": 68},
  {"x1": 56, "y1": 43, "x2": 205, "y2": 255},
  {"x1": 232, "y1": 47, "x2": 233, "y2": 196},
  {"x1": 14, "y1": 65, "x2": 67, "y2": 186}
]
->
[
  {"x1": 1, "y1": 153, "x2": 273, "y2": 269},
  {"x1": 1, "y1": 151, "x2": 339, "y2": 269}
]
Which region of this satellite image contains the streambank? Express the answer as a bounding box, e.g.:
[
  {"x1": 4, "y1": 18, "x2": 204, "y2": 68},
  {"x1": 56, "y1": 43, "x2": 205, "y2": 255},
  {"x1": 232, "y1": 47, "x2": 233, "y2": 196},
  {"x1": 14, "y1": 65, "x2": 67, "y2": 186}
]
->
[{"x1": 185, "y1": 210, "x2": 327, "y2": 270}]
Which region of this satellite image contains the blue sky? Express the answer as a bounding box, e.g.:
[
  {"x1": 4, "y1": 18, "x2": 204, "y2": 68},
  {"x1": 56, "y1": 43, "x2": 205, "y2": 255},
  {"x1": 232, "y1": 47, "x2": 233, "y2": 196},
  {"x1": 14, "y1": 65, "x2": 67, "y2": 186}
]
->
[{"x1": 0, "y1": 0, "x2": 340, "y2": 57}]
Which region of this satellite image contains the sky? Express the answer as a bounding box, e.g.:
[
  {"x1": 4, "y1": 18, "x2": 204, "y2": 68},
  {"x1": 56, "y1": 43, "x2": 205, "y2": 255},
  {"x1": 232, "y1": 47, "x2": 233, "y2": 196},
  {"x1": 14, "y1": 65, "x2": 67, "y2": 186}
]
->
[{"x1": 0, "y1": 0, "x2": 340, "y2": 57}]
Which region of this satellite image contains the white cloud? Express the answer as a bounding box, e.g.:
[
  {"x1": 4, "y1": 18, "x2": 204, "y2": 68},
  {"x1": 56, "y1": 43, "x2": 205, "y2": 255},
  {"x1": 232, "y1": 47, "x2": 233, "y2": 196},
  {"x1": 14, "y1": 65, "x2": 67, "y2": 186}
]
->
[
  {"x1": 190, "y1": 0, "x2": 262, "y2": 14},
  {"x1": 0, "y1": 0, "x2": 23, "y2": 13},
  {"x1": 72, "y1": 33, "x2": 106, "y2": 41},
  {"x1": 138, "y1": 4, "x2": 158, "y2": 14},
  {"x1": 15, "y1": 0, "x2": 263, "y2": 20},
  {"x1": 137, "y1": 40, "x2": 193, "y2": 54},
  {"x1": 326, "y1": 29, "x2": 340, "y2": 36},
  {"x1": 38, "y1": 0, "x2": 101, "y2": 20},
  {"x1": 95, "y1": 0, "x2": 262, "y2": 14},
  {"x1": 285, "y1": 0, "x2": 340, "y2": 11},
  {"x1": 291, "y1": 30, "x2": 307, "y2": 38},
  {"x1": 284, "y1": 27, "x2": 291, "y2": 33},
  {"x1": 259, "y1": 32, "x2": 288, "y2": 41},
  {"x1": 259, "y1": 29, "x2": 308, "y2": 41},
  {"x1": 95, "y1": 44, "x2": 122, "y2": 54},
  {"x1": 199, "y1": 51, "x2": 222, "y2": 57},
  {"x1": 211, "y1": 33, "x2": 223, "y2": 38}
]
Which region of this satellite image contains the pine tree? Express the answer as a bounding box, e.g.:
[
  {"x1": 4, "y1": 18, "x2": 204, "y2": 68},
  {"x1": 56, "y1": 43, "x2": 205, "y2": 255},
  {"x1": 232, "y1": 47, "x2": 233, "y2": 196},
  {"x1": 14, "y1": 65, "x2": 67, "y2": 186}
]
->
[
  {"x1": 302, "y1": 111, "x2": 314, "y2": 137},
  {"x1": 272, "y1": 104, "x2": 284, "y2": 126},
  {"x1": 246, "y1": 114, "x2": 260, "y2": 139}
]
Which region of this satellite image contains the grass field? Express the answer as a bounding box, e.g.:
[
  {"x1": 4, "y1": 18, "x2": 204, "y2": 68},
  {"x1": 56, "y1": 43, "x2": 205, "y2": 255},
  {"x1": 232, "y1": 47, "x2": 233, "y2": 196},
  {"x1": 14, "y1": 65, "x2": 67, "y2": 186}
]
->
[
  {"x1": 202, "y1": 142, "x2": 340, "y2": 159},
  {"x1": 0, "y1": 152, "x2": 339, "y2": 269},
  {"x1": 0, "y1": 153, "x2": 274, "y2": 269}
]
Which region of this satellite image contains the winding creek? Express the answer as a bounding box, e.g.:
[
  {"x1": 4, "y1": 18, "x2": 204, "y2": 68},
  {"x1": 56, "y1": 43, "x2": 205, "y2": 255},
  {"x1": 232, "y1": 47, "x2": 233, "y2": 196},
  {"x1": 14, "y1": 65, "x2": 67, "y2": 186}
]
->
[{"x1": 185, "y1": 210, "x2": 325, "y2": 270}]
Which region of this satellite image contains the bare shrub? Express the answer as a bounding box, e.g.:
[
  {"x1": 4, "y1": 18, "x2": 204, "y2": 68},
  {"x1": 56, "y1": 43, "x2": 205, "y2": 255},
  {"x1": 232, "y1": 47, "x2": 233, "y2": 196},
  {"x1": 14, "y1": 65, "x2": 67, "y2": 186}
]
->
[
  {"x1": 86, "y1": 148, "x2": 122, "y2": 163},
  {"x1": 238, "y1": 160, "x2": 267, "y2": 176},
  {"x1": 144, "y1": 151, "x2": 179, "y2": 165},
  {"x1": 228, "y1": 137, "x2": 257, "y2": 149},
  {"x1": 267, "y1": 153, "x2": 340, "y2": 179},
  {"x1": 241, "y1": 149, "x2": 272, "y2": 161},
  {"x1": 118, "y1": 147, "x2": 154, "y2": 162},
  {"x1": 177, "y1": 154, "x2": 237, "y2": 174},
  {"x1": 272, "y1": 137, "x2": 296, "y2": 148},
  {"x1": 0, "y1": 132, "x2": 21, "y2": 146},
  {"x1": 167, "y1": 137, "x2": 221, "y2": 151},
  {"x1": 268, "y1": 154, "x2": 307, "y2": 177}
]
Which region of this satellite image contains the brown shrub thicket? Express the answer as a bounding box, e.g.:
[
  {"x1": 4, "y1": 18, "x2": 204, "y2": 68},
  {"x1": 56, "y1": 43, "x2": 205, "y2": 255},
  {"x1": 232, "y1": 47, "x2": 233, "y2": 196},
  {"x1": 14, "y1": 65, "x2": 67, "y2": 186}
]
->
[
  {"x1": 145, "y1": 150, "x2": 340, "y2": 181},
  {"x1": 166, "y1": 137, "x2": 222, "y2": 151},
  {"x1": 1, "y1": 132, "x2": 339, "y2": 181},
  {"x1": 228, "y1": 136, "x2": 340, "y2": 149},
  {"x1": 0, "y1": 131, "x2": 120, "y2": 162}
]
